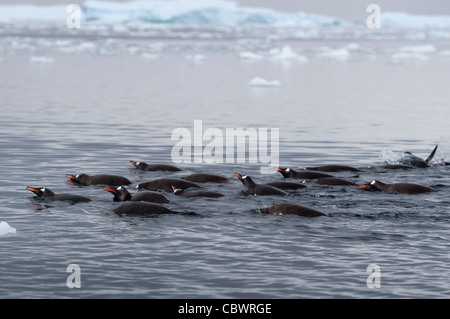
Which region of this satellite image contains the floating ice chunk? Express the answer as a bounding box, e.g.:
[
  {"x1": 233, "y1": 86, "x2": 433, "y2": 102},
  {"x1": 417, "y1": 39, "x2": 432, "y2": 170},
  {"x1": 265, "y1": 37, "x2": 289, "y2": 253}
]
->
[
  {"x1": 141, "y1": 53, "x2": 160, "y2": 60},
  {"x1": 238, "y1": 51, "x2": 263, "y2": 60},
  {"x1": 0, "y1": 221, "x2": 16, "y2": 236},
  {"x1": 399, "y1": 44, "x2": 437, "y2": 53},
  {"x1": 30, "y1": 56, "x2": 54, "y2": 64},
  {"x1": 270, "y1": 45, "x2": 308, "y2": 62},
  {"x1": 391, "y1": 52, "x2": 429, "y2": 63},
  {"x1": 439, "y1": 50, "x2": 450, "y2": 56},
  {"x1": 318, "y1": 48, "x2": 350, "y2": 62},
  {"x1": 185, "y1": 54, "x2": 206, "y2": 62},
  {"x1": 345, "y1": 43, "x2": 362, "y2": 51},
  {"x1": 248, "y1": 77, "x2": 282, "y2": 87}
]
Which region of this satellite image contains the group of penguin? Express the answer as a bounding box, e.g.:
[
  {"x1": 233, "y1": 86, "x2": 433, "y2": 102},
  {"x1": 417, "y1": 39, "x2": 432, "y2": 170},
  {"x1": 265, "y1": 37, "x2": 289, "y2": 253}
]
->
[{"x1": 26, "y1": 145, "x2": 445, "y2": 218}]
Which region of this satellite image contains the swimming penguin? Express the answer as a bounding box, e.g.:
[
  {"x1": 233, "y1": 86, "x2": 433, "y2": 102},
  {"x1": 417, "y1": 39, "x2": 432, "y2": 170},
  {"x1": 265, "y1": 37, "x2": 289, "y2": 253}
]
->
[
  {"x1": 114, "y1": 202, "x2": 180, "y2": 216},
  {"x1": 316, "y1": 177, "x2": 357, "y2": 186},
  {"x1": 136, "y1": 178, "x2": 200, "y2": 192},
  {"x1": 103, "y1": 186, "x2": 170, "y2": 203},
  {"x1": 171, "y1": 186, "x2": 224, "y2": 198},
  {"x1": 398, "y1": 145, "x2": 438, "y2": 168},
  {"x1": 235, "y1": 173, "x2": 287, "y2": 196},
  {"x1": 130, "y1": 161, "x2": 181, "y2": 172},
  {"x1": 305, "y1": 165, "x2": 359, "y2": 172},
  {"x1": 66, "y1": 174, "x2": 131, "y2": 186},
  {"x1": 181, "y1": 173, "x2": 229, "y2": 183},
  {"x1": 260, "y1": 203, "x2": 327, "y2": 217},
  {"x1": 359, "y1": 180, "x2": 435, "y2": 194},
  {"x1": 26, "y1": 187, "x2": 91, "y2": 203},
  {"x1": 276, "y1": 168, "x2": 333, "y2": 180},
  {"x1": 264, "y1": 181, "x2": 307, "y2": 190}
]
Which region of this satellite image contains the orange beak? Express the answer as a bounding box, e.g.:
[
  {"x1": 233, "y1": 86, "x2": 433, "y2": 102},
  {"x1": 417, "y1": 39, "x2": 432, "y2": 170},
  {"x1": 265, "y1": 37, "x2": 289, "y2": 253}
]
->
[
  {"x1": 171, "y1": 186, "x2": 176, "y2": 192},
  {"x1": 26, "y1": 187, "x2": 39, "y2": 194},
  {"x1": 66, "y1": 174, "x2": 76, "y2": 181},
  {"x1": 234, "y1": 173, "x2": 242, "y2": 180},
  {"x1": 130, "y1": 161, "x2": 137, "y2": 166},
  {"x1": 276, "y1": 168, "x2": 285, "y2": 173},
  {"x1": 103, "y1": 186, "x2": 116, "y2": 193},
  {"x1": 359, "y1": 184, "x2": 371, "y2": 190}
]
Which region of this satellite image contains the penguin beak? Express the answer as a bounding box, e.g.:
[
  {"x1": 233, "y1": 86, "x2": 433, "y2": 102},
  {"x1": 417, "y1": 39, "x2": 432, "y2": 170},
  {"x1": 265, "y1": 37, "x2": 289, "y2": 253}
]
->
[
  {"x1": 26, "y1": 187, "x2": 39, "y2": 194},
  {"x1": 276, "y1": 168, "x2": 285, "y2": 173},
  {"x1": 66, "y1": 174, "x2": 76, "y2": 181},
  {"x1": 103, "y1": 186, "x2": 116, "y2": 193},
  {"x1": 130, "y1": 161, "x2": 137, "y2": 167},
  {"x1": 234, "y1": 173, "x2": 242, "y2": 180},
  {"x1": 171, "y1": 186, "x2": 176, "y2": 192},
  {"x1": 358, "y1": 184, "x2": 371, "y2": 190}
]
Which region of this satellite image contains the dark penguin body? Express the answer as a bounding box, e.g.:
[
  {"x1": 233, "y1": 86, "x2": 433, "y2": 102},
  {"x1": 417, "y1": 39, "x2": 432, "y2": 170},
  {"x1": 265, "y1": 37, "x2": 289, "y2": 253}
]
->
[
  {"x1": 137, "y1": 178, "x2": 200, "y2": 192},
  {"x1": 130, "y1": 161, "x2": 181, "y2": 172},
  {"x1": 172, "y1": 186, "x2": 224, "y2": 198},
  {"x1": 181, "y1": 173, "x2": 229, "y2": 183},
  {"x1": 67, "y1": 174, "x2": 131, "y2": 186},
  {"x1": 26, "y1": 187, "x2": 91, "y2": 203},
  {"x1": 316, "y1": 178, "x2": 357, "y2": 186},
  {"x1": 103, "y1": 186, "x2": 170, "y2": 203},
  {"x1": 277, "y1": 168, "x2": 333, "y2": 180},
  {"x1": 359, "y1": 180, "x2": 435, "y2": 194},
  {"x1": 114, "y1": 202, "x2": 179, "y2": 216},
  {"x1": 235, "y1": 173, "x2": 287, "y2": 196},
  {"x1": 264, "y1": 181, "x2": 307, "y2": 190},
  {"x1": 260, "y1": 203, "x2": 327, "y2": 217},
  {"x1": 398, "y1": 145, "x2": 437, "y2": 168},
  {"x1": 305, "y1": 165, "x2": 359, "y2": 172}
]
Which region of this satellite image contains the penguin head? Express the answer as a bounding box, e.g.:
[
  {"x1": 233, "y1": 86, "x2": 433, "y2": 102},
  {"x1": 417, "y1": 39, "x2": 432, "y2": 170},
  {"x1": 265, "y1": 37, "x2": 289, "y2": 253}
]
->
[
  {"x1": 276, "y1": 167, "x2": 292, "y2": 178},
  {"x1": 26, "y1": 187, "x2": 55, "y2": 198},
  {"x1": 234, "y1": 173, "x2": 255, "y2": 187},
  {"x1": 130, "y1": 160, "x2": 145, "y2": 169},
  {"x1": 103, "y1": 186, "x2": 131, "y2": 201},
  {"x1": 171, "y1": 186, "x2": 184, "y2": 195},
  {"x1": 358, "y1": 180, "x2": 380, "y2": 191},
  {"x1": 66, "y1": 173, "x2": 88, "y2": 184}
]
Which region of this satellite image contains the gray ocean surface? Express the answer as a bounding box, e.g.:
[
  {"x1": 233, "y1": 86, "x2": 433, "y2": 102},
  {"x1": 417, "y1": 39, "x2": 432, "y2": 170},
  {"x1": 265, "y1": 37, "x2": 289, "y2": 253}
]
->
[{"x1": 1, "y1": 21, "x2": 450, "y2": 298}]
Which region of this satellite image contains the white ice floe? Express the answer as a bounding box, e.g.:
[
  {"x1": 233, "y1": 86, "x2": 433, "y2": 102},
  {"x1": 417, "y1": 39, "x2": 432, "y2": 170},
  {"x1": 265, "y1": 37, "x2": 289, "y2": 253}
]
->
[
  {"x1": 345, "y1": 43, "x2": 362, "y2": 52},
  {"x1": 399, "y1": 44, "x2": 437, "y2": 53},
  {"x1": 141, "y1": 53, "x2": 160, "y2": 60},
  {"x1": 238, "y1": 51, "x2": 263, "y2": 60},
  {"x1": 185, "y1": 54, "x2": 206, "y2": 62},
  {"x1": 317, "y1": 48, "x2": 350, "y2": 62},
  {"x1": 30, "y1": 56, "x2": 54, "y2": 64},
  {"x1": 269, "y1": 45, "x2": 308, "y2": 62},
  {"x1": 391, "y1": 52, "x2": 429, "y2": 63},
  {"x1": 0, "y1": 221, "x2": 16, "y2": 236},
  {"x1": 439, "y1": 50, "x2": 450, "y2": 57},
  {"x1": 247, "y1": 77, "x2": 282, "y2": 87}
]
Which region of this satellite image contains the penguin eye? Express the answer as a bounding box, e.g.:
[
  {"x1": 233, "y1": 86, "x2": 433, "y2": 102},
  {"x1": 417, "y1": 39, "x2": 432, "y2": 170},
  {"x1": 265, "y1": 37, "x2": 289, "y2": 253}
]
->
[{"x1": 370, "y1": 180, "x2": 375, "y2": 185}]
